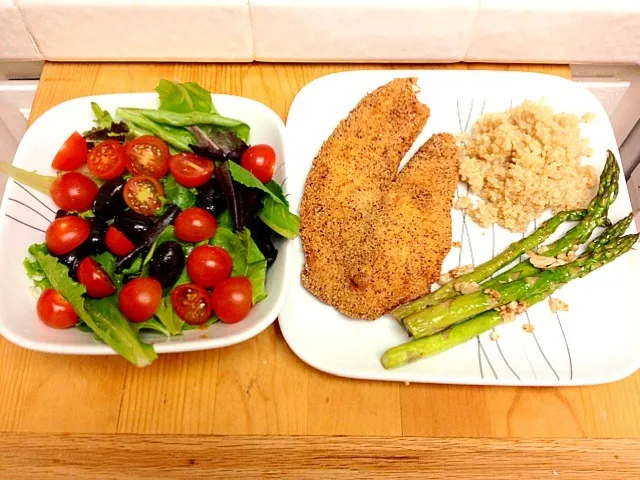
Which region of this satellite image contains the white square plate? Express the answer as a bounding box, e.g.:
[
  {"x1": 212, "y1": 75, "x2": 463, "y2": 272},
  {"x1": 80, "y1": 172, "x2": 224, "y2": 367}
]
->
[
  {"x1": 0, "y1": 93, "x2": 293, "y2": 355},
  {"x1": 280, "y1": 70, "x2": 640, "y2": 386}
]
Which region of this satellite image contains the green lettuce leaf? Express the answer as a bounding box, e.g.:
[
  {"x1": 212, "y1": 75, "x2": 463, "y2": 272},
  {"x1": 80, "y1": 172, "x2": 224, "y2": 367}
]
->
[
  {"x1": 162, "y1": 175, "x2": 197, "y2": 210},
  {"x1": 210, "y1": 227, "x2": 268, "y2": 304},
  {"x1": 23, "y1": 252, "x2": 52, "y2": 291},
  {"x1": 182, "y1": 315, "x2": 218, "y2": 330},
  {"x1": 239, "y1": 229, "x2": 268, "y2": 303},
  {"x1": 29, "y1": 244, "x2": 156, "y2": 367},
  {"x1": 92, "y1": 251, "x2": 123, "y2": 289},
  {"x1": 155, "y1": 79, "x2": 216, "y2": 114},
  {"x1": 0, "y1": 162, "x2": 56, "y2": 196},
  {"x1": 264, "y1": 180, "x2": 289, "y2": 206},
  {"x1": 217, "y1": 210, "x2": 233, "y2": 229},
  {"x1": 121, "y1": 256, "x2": 143, "y2": 276},
  {"x1": 154, "y1": 297, "x2": 184, "y2": 336},
  {"x1": 227, "y1": 162, "x2": 285, "y2": 205},
  {"x1": 257, "y1": 195, "x2": 300, "y2": 239},
  {"x1": 132, "y1": 317, "x2": 171, "y2": 338},
  {"x1": 91, "y1": 102, "x2": 116, "y2": 129},
  {"x1": 116, "y1": 108, "x2": 196, "y2": 152},
  {"x1": 211, "y1": 226, "x2": 248, "y2": 276}
]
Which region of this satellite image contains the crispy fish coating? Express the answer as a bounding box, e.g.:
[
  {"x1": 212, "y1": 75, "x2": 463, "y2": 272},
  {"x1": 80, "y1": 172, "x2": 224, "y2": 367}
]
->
[
  {"x1": 299, "y1": 78, "x2": 430, "y2": 313},
  {"x1": 346, "y1": 133, "x2": 460, "y2": 319}
]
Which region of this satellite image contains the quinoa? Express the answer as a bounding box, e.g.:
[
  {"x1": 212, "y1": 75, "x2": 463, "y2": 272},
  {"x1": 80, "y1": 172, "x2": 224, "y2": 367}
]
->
[{"x1": 459, "y1": 101, "x2": 596, "y2": 232}]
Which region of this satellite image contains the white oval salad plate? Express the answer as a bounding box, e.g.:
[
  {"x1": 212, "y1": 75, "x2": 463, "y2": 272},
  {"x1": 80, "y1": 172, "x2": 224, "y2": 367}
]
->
[
  {"x1": 0, "y1": 91, "x2": 292, "y2": 359},
  {"x1": 279, "y1": 69, "x2": 640, "y2": 386}
]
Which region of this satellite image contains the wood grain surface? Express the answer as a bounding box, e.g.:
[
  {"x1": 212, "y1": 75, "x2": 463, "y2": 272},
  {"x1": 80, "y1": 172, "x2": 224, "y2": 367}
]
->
[
  {"x1": 2, "y1": 433, "x2": 639, "y2": 479},
  {"x1": 1, "y1": 62, "x2": 639, "y2": 439}
]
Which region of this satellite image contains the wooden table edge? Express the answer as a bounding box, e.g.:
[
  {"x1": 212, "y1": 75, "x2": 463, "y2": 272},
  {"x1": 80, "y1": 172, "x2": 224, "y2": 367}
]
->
[{"x1": 1, "y1": 433, "x2": 637, "y2": 478}]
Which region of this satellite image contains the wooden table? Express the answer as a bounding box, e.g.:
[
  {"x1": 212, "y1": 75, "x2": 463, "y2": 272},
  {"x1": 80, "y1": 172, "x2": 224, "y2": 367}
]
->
[{"x1": 1, "y1": 62, "x2": 639, "y2": 478}]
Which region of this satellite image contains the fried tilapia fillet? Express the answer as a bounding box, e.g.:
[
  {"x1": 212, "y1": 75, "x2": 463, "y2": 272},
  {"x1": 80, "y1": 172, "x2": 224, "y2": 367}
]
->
[
  {"x1": 299, "y1": 78, "x2": 430, "y2": 314},
  {"x1": 347, "y1": 133, "x2": 460, "y2": 319}
]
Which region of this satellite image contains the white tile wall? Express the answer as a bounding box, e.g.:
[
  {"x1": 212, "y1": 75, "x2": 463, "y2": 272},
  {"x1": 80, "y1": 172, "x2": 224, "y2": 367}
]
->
[
  {"x1": 0, "y1": 0, "x2": 41, "y2": 61},
  {"x1": 3, "y1": 0, "x2": 640, "y2": 64},
  {"x1": 250, "y1": 0, "x2": 477, "y2": 62},
  {"x1": 16, "y1": 0, "x2": 254, "y2": 62},
  {"x1": 466, "y1": 0, "x2": 640, "y2": 64}
]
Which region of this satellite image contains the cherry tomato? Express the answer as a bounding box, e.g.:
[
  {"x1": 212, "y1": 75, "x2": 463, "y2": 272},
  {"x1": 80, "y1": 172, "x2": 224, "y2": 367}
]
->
[
  {"x1": 50, "y1": 172, "x2": 98, "y2": 213},
  {"x1": 77, "y1": 258, "x2": 116, "y2": 298},
  {"x1": 168, "y1": 153, "x2": 214, "y2": 188},
  {"x1": 45, "y1": 216, "x2": 91, "y2": 256},
  {"x1": 105, "y1": 226, "x2": 136, "y2": 257},
  {"x1": 211, "y1": 276, "x2": 252, "y2": 323},
  {"x1": 118, "y1": 277, "x2": 162, "y2": 323},
  {"x1": 51, "y1": 132, "x2": 88, "y2": 171},
  {"x1": 125, "y1": 136, "x2": 170, "y2": 179},
  {"x1": 37, "y1": 289, "x2": 78, "y2": 329},
  {"x1": 174, "y1": 207, "x2": 218, "y2": 243},
  {"x1": 186, "y1": 245, "x2": 232, "y2": 289},
  {"x1": 171, "y1": 283, "x2": 212, "y2": 325},
  {"x1": 123, "y1": 176, "x2": 164, "y2": 216},
  {"x1": 240, "y1": 144, "x2": 276, "y2": 183},
  {"x1": 87, "y1": 140, "x2": 128, "y2": 180}
]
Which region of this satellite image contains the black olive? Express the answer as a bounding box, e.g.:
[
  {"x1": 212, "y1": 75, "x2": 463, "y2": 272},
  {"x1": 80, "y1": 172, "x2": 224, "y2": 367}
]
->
[
  {"x1": 55, "y1": 209, "x2": 74, "y2": 219},
  {"x1": 93, "y1": 177, "x2": 127, "y2": 219},
  {"x1": 148, "y1": 241, "x2": 185, "y2": 288},
  {"x1": 57, "y1": 250, "x2": 83, "y2": 278},
  {"x1": 196, "y1": 177, "x2": 226, "y2": 217},
  {"x1": 113, "y1": 210, "x2": 153, "y2": 245},
  {"x1": 78, "y1": 217, "x2": 107, "y2": 256}
]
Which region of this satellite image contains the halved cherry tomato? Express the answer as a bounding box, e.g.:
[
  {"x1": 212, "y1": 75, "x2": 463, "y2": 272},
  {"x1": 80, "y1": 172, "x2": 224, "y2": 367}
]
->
[
  {"x1": 50, "y1": 172, "x2": 98, "y2": 213},
  {"x1": 123, "y1": 176, "x2": 164, "y2": 216},
  {"x1": 77, "y1": 258, "x2": 116, "y2": 298},
  {"x1": 118, "y1": 277, "x2": 162, "y2": 323},
  {"x1": 87, "y1": 140, "x2": 128, "y2": 180},
  {"x1": 186, "y1": 245, "x2": 232, "y2": 289},
  {"x1": 105, "y1": 226, "x2": 136, "y2": 257},
  {"x1": 175, "y1": 207, "x2": 217, "y2": 243},
  {"x1": 169, "y1": 153, "x2": 214, "y2": 188},
  {"x1": 37, "y1": 289, "x2": 78, "y2": 329},
  {"x1": 240, "y1": 144, "x2": 276, "y2": 184},
  {"x1": 171, "y1": 283, "x2": 212, "y2": 325},
  {"x1": 211, "y1": 276, "x2": 253, "y2": 323},
  {"x1": 125, "y1": 136, "x2": 170, "y2": 179},
  {"x1": 46, "y1": 216, "x2": 91, "y2": 256},
  {"x1": 51, "y1": 132, "x2": 88, "y2": 171}
]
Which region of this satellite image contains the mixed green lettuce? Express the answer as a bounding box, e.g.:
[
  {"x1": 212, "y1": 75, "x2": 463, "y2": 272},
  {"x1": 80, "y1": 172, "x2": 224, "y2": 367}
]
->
[{"x1": 17, "y1": 79, "x2": 300, "y2": 367}]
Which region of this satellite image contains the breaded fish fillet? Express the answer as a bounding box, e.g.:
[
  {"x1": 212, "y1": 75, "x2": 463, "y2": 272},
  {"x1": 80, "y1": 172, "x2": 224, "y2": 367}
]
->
[
  {"x1": 346, "y1": 133, "x2": 460, "y2": 319},
  {"x1": 299, "y1": 78, "x2": 430, "y2": 312}
]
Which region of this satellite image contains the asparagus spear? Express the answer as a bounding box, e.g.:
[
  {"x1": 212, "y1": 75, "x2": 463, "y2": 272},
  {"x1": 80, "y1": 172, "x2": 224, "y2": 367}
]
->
[
  {"x1": 382, "y1": 232, "x2": 638, "y2": 369},
  {"x1": 391, "y1": 209, "x2": 584, "y2": 319},
  {"x1": 392, "y1": 151, "x2": 619, "y2": 320},
  {"x1": 480, "y1": 212, "x2": 632, "y2": 289},
  {"x1": 481, "y1": 152, "x2": 620, "y2": 290},
  {"x1": 404, "y1": 234, "x2": 637, "y2": 339},
  {"x1": 586, "y1": 212, "x2": 633, "y2": 253}
]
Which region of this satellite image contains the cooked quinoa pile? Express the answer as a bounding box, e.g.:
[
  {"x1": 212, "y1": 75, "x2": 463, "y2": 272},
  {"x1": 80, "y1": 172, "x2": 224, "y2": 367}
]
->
[{"x1": 459, "y1": 101, "x2": 597, "y2": 232}]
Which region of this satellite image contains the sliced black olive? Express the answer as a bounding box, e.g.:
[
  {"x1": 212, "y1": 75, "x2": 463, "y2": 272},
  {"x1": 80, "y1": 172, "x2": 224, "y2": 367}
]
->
[
  {"x1": 57, "y1": 250, "x2": 83, "y2": 278},
  {"x1": 148, "y1": 241, "x2": 185, "y2": 288},
  {"x1": 196, "y1": 177, "x2": 226, "y2": 217},
  {"x1": 115, "y1": 205, "x2": 180, "y2": 273},
  {"x1": 113, "y1": 210, "x2": 153, "y2": 245},
  {"x1": 79, "y1": 217, "x2": 107, "y2": 256},
  {"x1": 93, "y1": 176, "x2": 127, "y2": 219}
]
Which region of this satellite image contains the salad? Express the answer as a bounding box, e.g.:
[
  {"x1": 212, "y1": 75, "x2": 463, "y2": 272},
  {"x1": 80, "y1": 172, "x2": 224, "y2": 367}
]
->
[{"x1": 8, "y1": 80, "x2": 299, "y2": 367}]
